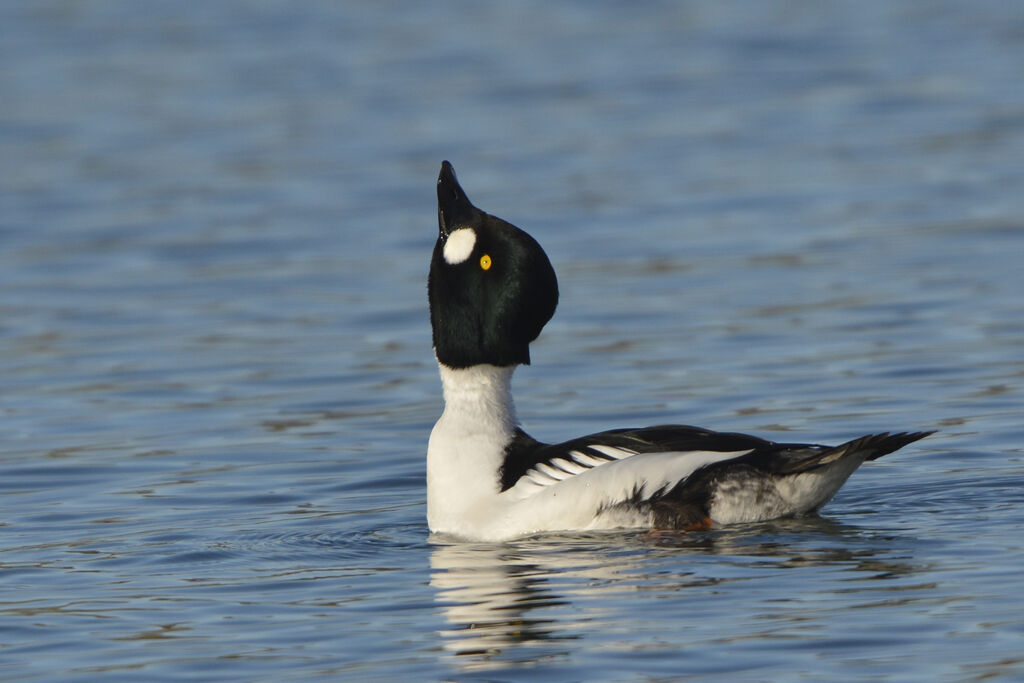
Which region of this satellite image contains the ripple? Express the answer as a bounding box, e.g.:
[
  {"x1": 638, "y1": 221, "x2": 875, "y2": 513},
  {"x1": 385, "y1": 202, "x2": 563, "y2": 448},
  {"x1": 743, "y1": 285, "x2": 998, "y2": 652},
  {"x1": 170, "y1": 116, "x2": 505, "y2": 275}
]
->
[{"x1": 202, "y1": 522, "x2": 428, "y2": 564}]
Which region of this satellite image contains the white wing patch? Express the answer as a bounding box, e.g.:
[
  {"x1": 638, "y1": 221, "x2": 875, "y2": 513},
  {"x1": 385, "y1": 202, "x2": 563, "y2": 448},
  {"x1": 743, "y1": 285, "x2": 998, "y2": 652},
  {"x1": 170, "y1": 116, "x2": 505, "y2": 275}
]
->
[
  {"x1": 589, "y1": 444, "x2": 636, "y2": 460},
  {"x1": 509, "y1": 447, "x2": 755, "y2": 503},
  {"x1": 534, "y1": 462, "x2": 571, "y2": 481},
  {"x1": 568, "y1": 450, "x2": 606, "y2": 467},
  {"x1": 550, "y1": 457, "x2": 586, "y2": 475},
  {"x1": 518, "y1": 444, "x2": 641, "y2": 491}
]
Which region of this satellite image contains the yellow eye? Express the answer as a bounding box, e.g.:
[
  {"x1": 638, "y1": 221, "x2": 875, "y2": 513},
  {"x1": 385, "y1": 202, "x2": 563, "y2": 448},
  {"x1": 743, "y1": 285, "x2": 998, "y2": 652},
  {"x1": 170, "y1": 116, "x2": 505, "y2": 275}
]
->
[{"x1": 480, "y1": 254, "x2": 492, "y2": 270}]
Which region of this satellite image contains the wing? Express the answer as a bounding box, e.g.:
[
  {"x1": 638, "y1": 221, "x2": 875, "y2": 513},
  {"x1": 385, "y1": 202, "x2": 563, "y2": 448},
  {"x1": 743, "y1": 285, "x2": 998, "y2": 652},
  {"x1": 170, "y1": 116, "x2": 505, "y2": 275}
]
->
[
  {"x1": 499, "y1": 425, "x2": 933, "y2": 530},
  {"x1": 499, "y1": 424, "x2": 786, "y2": 492}
]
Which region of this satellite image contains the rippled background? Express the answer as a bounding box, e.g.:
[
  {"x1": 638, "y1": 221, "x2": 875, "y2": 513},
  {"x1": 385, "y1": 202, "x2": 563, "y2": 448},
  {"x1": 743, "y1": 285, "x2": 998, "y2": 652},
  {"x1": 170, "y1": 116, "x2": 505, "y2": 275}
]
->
[{"x1": 3, "y1": 2, "x2": 1023, "y2": 679}]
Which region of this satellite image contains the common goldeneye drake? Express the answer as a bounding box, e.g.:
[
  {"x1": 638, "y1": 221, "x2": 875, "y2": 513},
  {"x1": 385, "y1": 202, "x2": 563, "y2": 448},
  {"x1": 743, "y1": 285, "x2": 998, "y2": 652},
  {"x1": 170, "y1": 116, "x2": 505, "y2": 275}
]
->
[{"x1": 427, "y1": 160, "x2": 932, "y2": 542}]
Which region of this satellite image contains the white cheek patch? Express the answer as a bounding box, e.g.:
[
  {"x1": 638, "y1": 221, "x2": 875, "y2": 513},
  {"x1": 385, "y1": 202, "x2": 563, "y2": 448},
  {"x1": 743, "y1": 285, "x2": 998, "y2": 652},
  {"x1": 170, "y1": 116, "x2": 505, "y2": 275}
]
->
[{"x1": 443, "y1": 228, "x2": 477, "y2": 265}]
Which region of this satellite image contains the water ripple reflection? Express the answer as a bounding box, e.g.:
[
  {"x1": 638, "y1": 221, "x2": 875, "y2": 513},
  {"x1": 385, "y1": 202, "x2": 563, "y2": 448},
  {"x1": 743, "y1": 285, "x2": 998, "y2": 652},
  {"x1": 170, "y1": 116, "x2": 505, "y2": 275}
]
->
[{"x1": 429, "y1": 520, "x2": 927, "y2": 675}]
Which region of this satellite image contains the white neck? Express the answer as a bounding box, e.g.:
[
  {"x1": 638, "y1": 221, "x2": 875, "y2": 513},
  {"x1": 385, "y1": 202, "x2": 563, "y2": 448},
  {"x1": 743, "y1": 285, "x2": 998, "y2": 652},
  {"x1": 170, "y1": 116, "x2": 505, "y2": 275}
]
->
[
  {"x1": 437, "y1": 363, "x2": 518, "y2": 435},
  {"x1": 427, "y1": 362, "x2": 519, "y2": 535}
]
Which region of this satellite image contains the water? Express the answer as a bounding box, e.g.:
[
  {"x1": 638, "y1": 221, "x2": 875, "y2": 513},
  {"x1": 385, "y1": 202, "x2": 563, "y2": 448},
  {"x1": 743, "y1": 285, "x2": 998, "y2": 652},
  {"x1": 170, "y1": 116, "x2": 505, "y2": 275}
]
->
[{"x1": 2, "y1": 1, "x2": 1023, "y2": 679}]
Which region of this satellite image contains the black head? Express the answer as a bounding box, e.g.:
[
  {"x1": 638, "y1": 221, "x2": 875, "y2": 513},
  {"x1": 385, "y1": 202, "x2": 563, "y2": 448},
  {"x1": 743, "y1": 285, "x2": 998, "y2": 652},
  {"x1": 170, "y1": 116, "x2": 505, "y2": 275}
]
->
[{"x1": 428, "y1": 161, "x2": 559, "y2": 369}]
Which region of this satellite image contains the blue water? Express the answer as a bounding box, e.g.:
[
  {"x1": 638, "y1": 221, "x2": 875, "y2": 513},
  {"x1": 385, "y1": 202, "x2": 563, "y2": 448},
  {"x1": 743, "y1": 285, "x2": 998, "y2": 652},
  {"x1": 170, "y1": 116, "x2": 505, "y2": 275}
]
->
[{"x1": 2, "y1": 2, "x2": 1024, "y2": 680}]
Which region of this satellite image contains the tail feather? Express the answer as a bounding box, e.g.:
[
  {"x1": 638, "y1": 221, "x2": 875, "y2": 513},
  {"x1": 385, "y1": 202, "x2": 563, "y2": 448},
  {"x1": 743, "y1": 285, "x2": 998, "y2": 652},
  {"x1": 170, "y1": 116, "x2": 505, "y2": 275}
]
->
[
  {"x1": 843, "y1": 431, "x2": 935, "y2": 462},
  {"x1": 770, "y1": 430, "x2": 935, "y2": 473}
]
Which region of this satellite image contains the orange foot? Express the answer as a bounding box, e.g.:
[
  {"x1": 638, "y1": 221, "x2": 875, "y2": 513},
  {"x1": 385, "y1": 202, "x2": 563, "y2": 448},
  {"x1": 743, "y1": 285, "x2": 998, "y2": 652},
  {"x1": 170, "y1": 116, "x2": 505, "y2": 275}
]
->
[
  {"x1": 684, "y1": 516, "x2": 714, "y2": 532},
  {"x1": 644, "y1": 517, "x2": 714, "y2": 538}
]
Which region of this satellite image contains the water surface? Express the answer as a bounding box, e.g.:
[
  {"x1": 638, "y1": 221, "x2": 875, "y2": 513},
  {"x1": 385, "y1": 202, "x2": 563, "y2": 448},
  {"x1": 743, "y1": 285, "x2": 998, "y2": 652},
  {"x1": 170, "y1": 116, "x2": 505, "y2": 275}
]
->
[{"x1": 2, "y1": 2, "x2": 1024, "y2": 680}]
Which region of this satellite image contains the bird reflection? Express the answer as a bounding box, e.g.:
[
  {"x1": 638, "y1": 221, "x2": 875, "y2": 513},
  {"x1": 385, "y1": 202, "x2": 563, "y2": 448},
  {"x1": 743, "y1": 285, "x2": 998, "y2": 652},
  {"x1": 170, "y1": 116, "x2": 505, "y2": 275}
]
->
[
  {"x1": 429, "y1": 541, "x2": 582, "y2": 669},
  {"x1": 429, "y1": 517, "x2": 917, "y2": 674}
]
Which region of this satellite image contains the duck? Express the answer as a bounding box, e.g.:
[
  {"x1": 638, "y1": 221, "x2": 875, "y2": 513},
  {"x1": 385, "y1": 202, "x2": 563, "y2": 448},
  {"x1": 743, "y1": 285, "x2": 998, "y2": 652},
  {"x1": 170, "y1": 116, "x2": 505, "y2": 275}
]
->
[{"x1": 426, "y1": 160, "x2": 932, "y2": 541}]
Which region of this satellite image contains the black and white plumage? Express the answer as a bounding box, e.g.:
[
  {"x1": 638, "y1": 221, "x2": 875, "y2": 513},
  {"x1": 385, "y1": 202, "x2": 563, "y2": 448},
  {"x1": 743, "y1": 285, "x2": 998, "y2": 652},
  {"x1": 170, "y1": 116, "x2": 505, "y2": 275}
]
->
[{"x1": 426, "y1": 161, "x2": 932, "y2": 541}]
